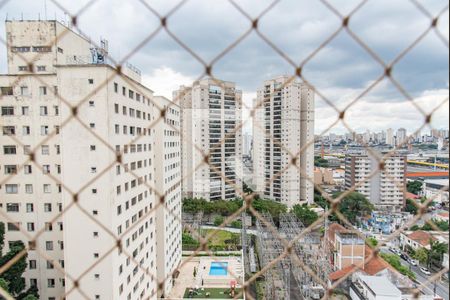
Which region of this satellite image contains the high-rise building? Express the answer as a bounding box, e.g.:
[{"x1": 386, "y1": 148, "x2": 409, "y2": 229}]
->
[
  {"x1": 176, "y1": 79, "x2": 243, "y2": 201},
  {"x1": 253, "y1": 76, "x2": 315, "y2": 207},
  {"x1": 243, "y1": 132, "x2": 253, "y2": 158},
  {"x1": 0, "y1": 20, "x2": 181, "y2": 300},
  {"x1": 386, "y1": 128, "x2": 394, "y2": 146},
  {"x1": 345, "y1": 152, "x2": 406, "y2": 212},
  {"x1": 396, "y1": 128, "x2": 407, "y2": 146}
]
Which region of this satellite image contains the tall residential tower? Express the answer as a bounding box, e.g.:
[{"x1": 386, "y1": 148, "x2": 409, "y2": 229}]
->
[
  {"x1": 253, "y1": 76, "x2": 315, "y2": 207},
  {"x1": 176, "y1": 79, "x2": 243, "y2": 201}
]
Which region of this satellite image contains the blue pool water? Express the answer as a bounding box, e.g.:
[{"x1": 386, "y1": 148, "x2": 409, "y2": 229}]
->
[{"x1": 209, "y1": 262, "x2": 228, "y2": 276}]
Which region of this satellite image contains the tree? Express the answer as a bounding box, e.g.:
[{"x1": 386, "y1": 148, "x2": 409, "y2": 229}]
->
[
  {"x1": 0, "y1": 222, "x2": 4, "y2": 255},
  {"x1": 335, "y1": 192, "x2": 374, "y2": 224},
  {"x1": 214, "y1": 216, "x2": 225, "y2": 227},
  {"x1": 292, "y1": 205, "x2": 319, "y2": 227},
  {"x1": 428, "y1": 240, "x2": 448, "y2": 268},
  {"x1": 231, "y1": 220, "x2": 242, "y2": 229},
  {"x1": 314, "y1": 156, "x2": 329, "y2": 168},
  {"x1": 243, "y1": 182, "x2": 253, "y2": 195},
  {"x1": 407, "y1": 181, "x2": 423, "y2": 195},
  {"x1": 366, "y1": 237, "x2": 378, "y2": 248},
  {"x1": 414, "y1": 248, "x2": 429, "y2": 265},
  {"x1": 0, "y1": 241, "x2": 27, "y2": 295},
  {"x1": 405, "y1": 199, "x2": 418, "y2": 215}
]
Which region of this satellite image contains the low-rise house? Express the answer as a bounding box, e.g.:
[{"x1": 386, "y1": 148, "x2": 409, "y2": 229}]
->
[{"x1": 400, "y1": 230, "x2": 449, "y2": 252}]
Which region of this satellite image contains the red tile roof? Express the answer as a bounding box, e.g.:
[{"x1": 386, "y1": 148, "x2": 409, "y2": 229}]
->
[
  {"x1": 405, "y1": 192, "x2": 420, "y2": 200},
  {"x1": 328, "y1": 247, "x2": 395, "y2": 281},
  {"x1": 407, "y1": 231, "x2": 436, "y2": 247}
]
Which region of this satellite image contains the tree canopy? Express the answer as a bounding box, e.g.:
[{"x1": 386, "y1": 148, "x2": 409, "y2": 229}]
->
[
  {"x1": 333, "y1": 192, "x2": 374, "y2": 224},
  {"x1": 0, "y1": 223, "x2": 39, "y2": 299},
  {"x1": 407, "y1": 181, "x2": 423, "y2": 195},
  {"x1": 292, "y1": 204, "x2": 319, "y2": 227}
]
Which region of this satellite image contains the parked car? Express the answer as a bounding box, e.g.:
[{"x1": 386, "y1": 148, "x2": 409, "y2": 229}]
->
[
  {"x1": 420, "y1": 267, "x2": 431, "y2": 275},
  {"x1": 400, "y1": 253, "x2": 408, "y2": 261},
  {"x1": 408, "y1": 258, "x2": 418, "y2": 266}
]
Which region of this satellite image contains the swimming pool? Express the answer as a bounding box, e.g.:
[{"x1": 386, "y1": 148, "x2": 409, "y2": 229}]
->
[{"x1": 209, "y1": 262, "x2": 228, "y2": 276}]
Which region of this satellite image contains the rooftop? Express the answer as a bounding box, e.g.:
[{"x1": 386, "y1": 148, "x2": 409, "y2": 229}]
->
[{"x1": 359, "y1": 275, "x2": 401, "y2": 297}]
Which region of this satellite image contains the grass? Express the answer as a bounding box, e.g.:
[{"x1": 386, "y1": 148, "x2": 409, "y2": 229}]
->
[
  {"x1": 204, "y1": 230, "x2": 240, "y2": 247},
  {"x1": 183, "y1": 288, "x2": 243, "y2": 299}
]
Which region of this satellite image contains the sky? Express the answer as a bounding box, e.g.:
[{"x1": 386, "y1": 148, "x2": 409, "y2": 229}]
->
[{"x1": 0, "y1": 0, "x2": 448, "y2": 135}]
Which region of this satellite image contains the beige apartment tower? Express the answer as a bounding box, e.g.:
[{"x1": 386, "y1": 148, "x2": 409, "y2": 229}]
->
[
  {"x1": 0, "y1": 20, "x2": 181, "y2": 300},
  {"x1": 253, "y1": 76, "x2": 315, "y2": 207},
  {"x1": 345, "y1": 152, "x2": 406, "y2": 212},
  {"x1": 176, "y1": 79, "x2": 243, "y2": 201}
]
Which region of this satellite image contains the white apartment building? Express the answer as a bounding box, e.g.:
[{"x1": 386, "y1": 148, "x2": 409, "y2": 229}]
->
[
  {"x1": 345, "y1": 152, "x2": 406, "y2": 212},
  {"x1": 253, "y1": 76, "x2": 315, "y2": 207},
  {"x1": 175, "y1": 79, "x2": 243, "y2": 201},
  {"x1": 153, "y1": 96, "x2": 182, "y2": 298},
  {"x1": 0, "y1": 20, "x2": 181, "y2": 300}
]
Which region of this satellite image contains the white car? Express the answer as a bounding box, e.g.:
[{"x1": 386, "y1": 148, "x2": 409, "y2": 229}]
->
[
  {"x1": 420, "y1": 267, "x2": 431, "y2": 275},
  {"x1": 409, "y1": 259, "x2": 418, "y2": 266}
]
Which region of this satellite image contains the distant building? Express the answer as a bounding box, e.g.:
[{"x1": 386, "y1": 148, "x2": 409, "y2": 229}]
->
[
  {"x1": 400, "y1": 230, "x2": 449, "y2": 252},
  {"x1": 396, "y1": 128, "x2": 407, "y2": 146},
  {"x1": 350, "y1": 275, "x2": 401, "y2": 300},
  {"x1": 253, "y1": 76, "x2": 315, "y2": 207},
  {"x1": 422, "y1": 179, "x2": 449, "y2": 207},
  {"x1": 243, "y1": 131, "x2": 252, "y2": 158},
  {"x1": 345, "y1": 152, "x2": 407, "y2": 212},
  {"x1": 386, "y1": 128, "x2": 395, "y2": 146},
  {"x1": 176, "y1": 78, "x2": 243, "y2": 201}
]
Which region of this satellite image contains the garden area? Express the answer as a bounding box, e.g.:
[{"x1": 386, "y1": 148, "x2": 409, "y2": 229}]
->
[
  {"x1": 183, "y1": 288, "x2": 243, "y2": 299},
  {"x1": 182, "y1": 229, "x2": 241, "y2": 251}
]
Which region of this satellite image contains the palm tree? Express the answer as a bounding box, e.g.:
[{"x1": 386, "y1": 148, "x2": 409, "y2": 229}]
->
[{"x1": 427, "y1": 240, "x2": 448, "y2": 269}]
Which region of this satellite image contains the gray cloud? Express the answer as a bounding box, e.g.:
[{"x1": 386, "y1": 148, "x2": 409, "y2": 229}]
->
[{"x1": 0, "y1": 0, "x2": 448, "y2": 133}]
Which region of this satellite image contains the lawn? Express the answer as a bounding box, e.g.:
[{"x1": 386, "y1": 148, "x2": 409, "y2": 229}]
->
[
  {"x1": 183, "y1": 288, "x2": 243, "y2": 299},
  {"x1": 203, "y1": 229, "x2": 241, "y2": 251}
]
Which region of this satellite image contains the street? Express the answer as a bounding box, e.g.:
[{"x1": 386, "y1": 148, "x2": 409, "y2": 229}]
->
[{"x1": 381, "y1": 248, "x2": 449, "y2": 300}]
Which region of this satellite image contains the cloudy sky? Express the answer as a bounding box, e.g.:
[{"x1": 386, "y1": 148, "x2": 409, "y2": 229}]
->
[{"x1": 0, "y1": 0, "x2": 448, "y2": 135}]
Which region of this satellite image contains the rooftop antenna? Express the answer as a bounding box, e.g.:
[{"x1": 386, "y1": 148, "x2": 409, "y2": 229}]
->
[{"x1": 44, "y1": 0, "x2": 48, "y2": 20}]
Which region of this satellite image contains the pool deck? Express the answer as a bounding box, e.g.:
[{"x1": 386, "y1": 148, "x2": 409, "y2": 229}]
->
[
  {"x1": 197, "y1": 257, "x2": 244, "y2": 288},
  {"x1": 168, "y1": 254, "x2": 244, "y2": 299}
]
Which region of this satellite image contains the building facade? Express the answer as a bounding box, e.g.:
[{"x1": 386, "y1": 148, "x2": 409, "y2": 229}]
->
[
  {"x1": 176, "y1": 79, "x2": 243, "y2": 201},
  {"x1": 253, "y1": 76, "x2": 315, "y2": 207},
  {"x1": 345, "y1": 152, "x2": 406, "y2": 212},
  {"x1": 0, "y1": 20, "x2": 181, "y2": 300}
]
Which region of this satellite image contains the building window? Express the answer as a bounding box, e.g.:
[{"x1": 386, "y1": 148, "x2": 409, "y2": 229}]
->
[
  {"x1": 2, "y1": 126, "x2": 15, "y2": 135},
  {"x1": 0, "y1": 87, "x2": 13, "y2": 96},
  {"x1": 11, "y1": 46, "x2": 30, "y2": 53},
  {"x1": 44, "y1": 203, "x2": 52, "y2": 212},
  {"x1": 20, "y1": 86, "x2": 29, "y2": 96},
  {"x1": 1, "y1": 106, "x2": 14, "y2": 116},
  {"x1": 47, "y1": 278, "x2": 55, "y2": 288},
  {"x1": 24, "y1": 165, "x2": 32, "y2": 174},
  {"x1": 90, "y1": 123, "x2": 96, "y2": 129},
  {"x1": 33, "y1": 46, "x2": 52, "y2": 53},
  {"x1": 37, "y1": 65, "x2": 46, "y2": 72},
  {"x1": 42, "y1": 145, "x2": 50, "y2": 155},
  {"x1": 88, "y1": 79, "x2": 94, "y2": 84},
  {"x1": 58, "y1": 47, "x2": 64, "y2": 53},
  {"x1": 6, "y1": 203, "x2": 19, "y2": 212},
  {"x1": 54, "y1": 106, "x2": 59, "y2": 116},
  {"x1": 19, "y1": 66, "x2": 29, "y2": 72},
  {"x1": 40, "y1": 106, "x2": 48, "y2": 116},
  {"x1": 29, "y1": 260, "x2": 37, "y2": 269},
  {"x1": 26, "y1": 203, "x2": 34, "y2": 212},
  {"x1": 3, "y1": 145, "x2": 17, "y2": 154},
  {"x1": 23, "y1": 126, "x2": 31, "y2": 135},
  {"x1": 5, "y1": 184, "x2": 19, "y2": 194},
  {"x1": 22, "y1": 106, "x2": 29, "y2": 115},
  {"x1": 24, "y1": 145, "x2": 31, "y2": 155},
  {"x1": 43, "y1": 165, "x2": 51, "y2": 174},
  {"x1": 41, "y1": 126, "x2": 49, "y2": 136},
  {"x1": 25, "y1": 185, "x2": 34, "y2": 195},
  {"x1": 43, "y1": 184, "x2": 51, "y2": 194},
  {"x1": 89, "y1": 100, "x2": 95, "y2": 107},
  {"x1": 40, "y1": 86, "x2": 47, "y2": 96},
  {"x1": 7, "y1": 222, "x2": 20, "y2": 231},
  {"x1": 114, "y1": 83, "x2": 119, "y2": 93},
  {"x1": 27, "y1": 223, "x2": 35, "y2": 232},
  {"x1": 4, "y1": 165, "x2": 18, "y2": 174}
]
